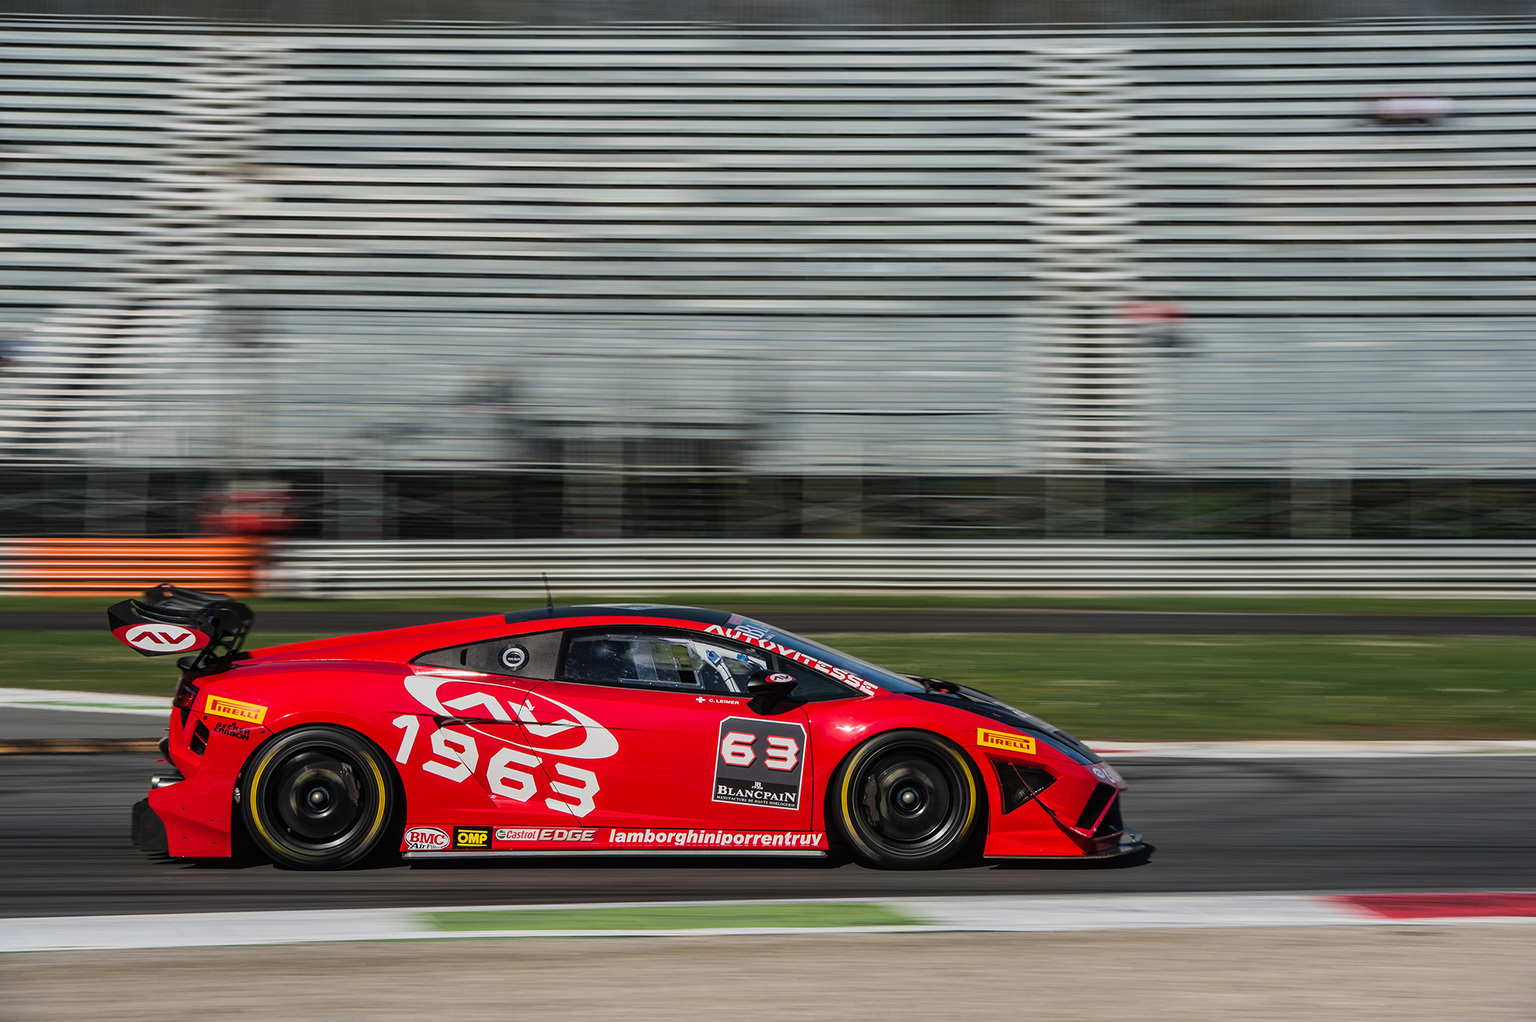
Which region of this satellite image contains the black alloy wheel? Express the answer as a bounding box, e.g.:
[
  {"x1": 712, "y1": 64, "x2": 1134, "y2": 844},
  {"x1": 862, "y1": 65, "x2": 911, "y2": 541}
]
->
[
  {"x1": 830, "y1": 729, "x2": 981, "y2": 870},
  {"x1": 240, "y1": 726, "x2": 398, "y2": 870}
]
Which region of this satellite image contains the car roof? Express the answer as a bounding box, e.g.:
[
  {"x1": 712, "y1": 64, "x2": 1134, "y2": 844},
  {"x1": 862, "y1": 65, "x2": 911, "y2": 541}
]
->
[{"x1": 503, "y1": 604, "x2": 734, "y2": 627}]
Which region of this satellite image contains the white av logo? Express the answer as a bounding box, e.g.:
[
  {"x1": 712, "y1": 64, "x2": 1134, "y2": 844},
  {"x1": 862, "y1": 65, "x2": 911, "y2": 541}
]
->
[{"x1": 123, "y1": 624, "x2": 201, "y2": 653}]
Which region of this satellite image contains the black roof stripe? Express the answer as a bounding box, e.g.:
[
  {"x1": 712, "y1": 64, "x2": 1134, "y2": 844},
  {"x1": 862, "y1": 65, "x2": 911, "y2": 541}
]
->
[{"x1": 502, "y1": 604, "x2": 734, "y2": 627}]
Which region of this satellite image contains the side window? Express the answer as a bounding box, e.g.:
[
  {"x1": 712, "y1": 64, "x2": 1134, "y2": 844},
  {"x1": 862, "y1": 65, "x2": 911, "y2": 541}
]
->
[
  {"x1": 563, "y1": 635, "x2": 641, "y2": 684},
  {"x1": 693, "y1": 641, "x2": 769, "y2": 693},
  {"x1": 557, "y1": 629, "x2": 861, "y2": 701},
  {"x1": 563, "y1": 633, "x2": 707, "y2": 689},
  {"x1": 561, "y1": 632, "x2": 767, "y2": 694},
  {"x1": 639, "y1": 639, "x2": 700, "y2": 686}
]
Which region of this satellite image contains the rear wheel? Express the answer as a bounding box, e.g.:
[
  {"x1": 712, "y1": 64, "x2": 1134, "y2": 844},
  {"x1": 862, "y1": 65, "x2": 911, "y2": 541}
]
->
[
  {"x1": 240, "y1": 726, "x2": 397, "y2": 870},
  {"x1": 830, "y1": 730, "x2": 981, "y2": 870}
]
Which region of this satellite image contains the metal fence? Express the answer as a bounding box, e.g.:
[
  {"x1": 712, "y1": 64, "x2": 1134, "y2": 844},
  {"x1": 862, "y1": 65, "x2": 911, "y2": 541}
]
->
[
  {"x1": 4, "y1": 536, "x2": 1532, "y2": 598},
  {"x1": 254, "y1": 538, "x2": 1536, "y2": 597}
]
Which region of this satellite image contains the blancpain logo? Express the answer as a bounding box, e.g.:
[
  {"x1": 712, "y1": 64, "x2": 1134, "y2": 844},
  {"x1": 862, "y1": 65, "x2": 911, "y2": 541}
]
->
[{"x1": 716, "y1": 784, "x2": 794, "y2": 804}]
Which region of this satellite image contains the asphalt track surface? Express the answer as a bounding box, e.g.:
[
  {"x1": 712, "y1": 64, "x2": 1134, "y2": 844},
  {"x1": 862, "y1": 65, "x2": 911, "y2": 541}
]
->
[
  {"x1": 8, "y1": 607, "x2": 1536, "y2": 636},
  {"x1": 3, "y1": 751, "x2": 1532, "y2": 919}
]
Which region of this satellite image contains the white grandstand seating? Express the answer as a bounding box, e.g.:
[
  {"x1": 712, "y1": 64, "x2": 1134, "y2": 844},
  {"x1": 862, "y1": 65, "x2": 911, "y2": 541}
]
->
[{"x1": 0, "y1": 16, "x2": 1531, "y2": 477}]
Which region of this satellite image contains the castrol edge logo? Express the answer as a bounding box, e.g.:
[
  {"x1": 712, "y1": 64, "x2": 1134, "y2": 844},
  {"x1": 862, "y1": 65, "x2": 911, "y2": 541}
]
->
[
  {"x1": 113, "y1": 623, "x2": 209, "y2": 654},
  {"x1": 404, "y1": 675, "x2": 618, "y2": 760}
]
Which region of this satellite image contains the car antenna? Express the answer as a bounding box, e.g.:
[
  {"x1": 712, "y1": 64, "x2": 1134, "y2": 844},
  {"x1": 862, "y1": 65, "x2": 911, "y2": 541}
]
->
[{"x1": 542, "y1": 572, "x2": 554, "y2": 615}]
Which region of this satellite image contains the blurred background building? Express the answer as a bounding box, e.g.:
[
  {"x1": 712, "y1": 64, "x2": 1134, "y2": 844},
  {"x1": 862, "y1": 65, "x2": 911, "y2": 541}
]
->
[{"x1": 1, "y1": 3, "x2": 1533, "y2": 547}]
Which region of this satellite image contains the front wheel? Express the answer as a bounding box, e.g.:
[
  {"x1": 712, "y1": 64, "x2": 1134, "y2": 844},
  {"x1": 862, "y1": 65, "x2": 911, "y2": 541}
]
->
[
  {"x1": 240, "y1": 726, "x2": 397, "y2": 870},
  {"x1": 829, "y1": 729, "x2": 981, "y2": 870}
]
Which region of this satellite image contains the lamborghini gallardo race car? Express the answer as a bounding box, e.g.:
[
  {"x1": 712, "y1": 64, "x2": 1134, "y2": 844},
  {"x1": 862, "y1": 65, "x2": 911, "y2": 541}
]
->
[{"x1": 112, "y1": 584, "x2": 1147, "y2": 870}]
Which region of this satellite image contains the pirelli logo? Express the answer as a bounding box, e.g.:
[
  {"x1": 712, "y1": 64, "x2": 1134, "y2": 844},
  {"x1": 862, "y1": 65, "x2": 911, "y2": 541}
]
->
[
  {"x1": 205, "y1": 696, "x2": 267, "y2": 726},
  {"x1": 976, "y1": 728, "x2": 1035, "y2": 756}
]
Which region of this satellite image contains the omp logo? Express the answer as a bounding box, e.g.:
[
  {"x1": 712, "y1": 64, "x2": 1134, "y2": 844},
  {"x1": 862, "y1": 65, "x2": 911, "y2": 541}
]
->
[
  {"x1": 976, "y1": 728, "x2": 1036, "y2": 755},
  {"x1": 454, "y1": 827, "x2": 491, "y2": 849},
  {"x1": 404, "y1": 826, "x2": 450, "y2": 851},
  {"x1": 116, "y1": 623, "x2": 205, "y2": 654},
  {"x1": 205, "y1": 696, "x2": 268, "y2": 725}
]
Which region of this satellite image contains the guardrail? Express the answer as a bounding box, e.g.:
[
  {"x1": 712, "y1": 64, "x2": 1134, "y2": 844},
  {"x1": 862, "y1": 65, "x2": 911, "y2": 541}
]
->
[
  {"x1": 238, "y1": 539, "x2": 1536, "y2": 599},
  {"x1": 0, "y1": 539, "x2": 261, "y2": 597},
  {"x1": 4, "y1": 538, "x2": 1531, "y2": 599}
]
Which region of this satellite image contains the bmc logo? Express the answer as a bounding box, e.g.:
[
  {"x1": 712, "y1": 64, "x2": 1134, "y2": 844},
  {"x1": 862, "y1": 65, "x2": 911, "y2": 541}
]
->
[
  {"x1": 114, "y1": 623, "x2": 208, "y2": 654},
  {"x1": 403, "y1": 826, "x2": 450, "y2": 851}
]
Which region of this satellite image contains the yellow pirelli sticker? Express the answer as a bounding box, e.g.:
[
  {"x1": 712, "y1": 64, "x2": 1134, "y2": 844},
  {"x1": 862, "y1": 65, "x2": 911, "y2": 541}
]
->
[
  {"x1": 205, "y1": 696, "x2": 267, "y2": 726},
  {"x1": 976, "y1": 728, "x2": 1035, "y2": 755}
]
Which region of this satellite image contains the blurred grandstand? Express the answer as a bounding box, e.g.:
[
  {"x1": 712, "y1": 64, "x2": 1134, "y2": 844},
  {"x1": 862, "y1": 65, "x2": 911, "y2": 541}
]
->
[{"x1": 0, "y1": 13, "x2": 1533, "y2": 545}]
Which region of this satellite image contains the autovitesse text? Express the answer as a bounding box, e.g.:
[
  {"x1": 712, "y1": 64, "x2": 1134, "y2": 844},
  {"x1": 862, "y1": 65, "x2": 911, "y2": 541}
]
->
[{"x1": 703, "y1": 626, "x2": 879, "y2": 695}]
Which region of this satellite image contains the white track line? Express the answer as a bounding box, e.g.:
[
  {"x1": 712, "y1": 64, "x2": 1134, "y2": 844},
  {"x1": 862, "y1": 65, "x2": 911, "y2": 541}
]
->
[
  {"x1": 0, "y1": 688, "x2": 169, "y2": 717},
  {"x1": 4, "y1": 894, "x2": 1534, "y2": 953}
]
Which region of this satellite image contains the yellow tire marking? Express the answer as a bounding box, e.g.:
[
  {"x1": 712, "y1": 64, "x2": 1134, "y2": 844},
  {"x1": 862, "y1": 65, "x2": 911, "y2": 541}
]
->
[
  {"x1": 245, "y1": 753, "x2": 277, "y2": 847},
  {"x1": 836, "y1": 735, "x2": 982, "y2": 859},
  {"x1": 244, "y1": 736, "x2": 392, "y2": 862}
]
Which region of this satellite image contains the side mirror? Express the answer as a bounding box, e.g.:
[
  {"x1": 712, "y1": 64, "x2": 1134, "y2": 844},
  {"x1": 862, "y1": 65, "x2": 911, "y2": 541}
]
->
[{"x1": 746, "y1": 670, "x2": 800, "y2": 715}]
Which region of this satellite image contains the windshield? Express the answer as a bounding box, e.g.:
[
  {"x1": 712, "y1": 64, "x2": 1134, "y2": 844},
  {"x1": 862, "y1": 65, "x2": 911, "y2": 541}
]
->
[{"x1": 709, "y1": 615, "x2": 928, "y2": 695}]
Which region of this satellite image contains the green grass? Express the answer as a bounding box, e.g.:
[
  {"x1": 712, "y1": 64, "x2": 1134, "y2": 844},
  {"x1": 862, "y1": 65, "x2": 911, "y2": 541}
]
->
[
  {"x1": 5, "y1": 629, "x2": 1534, "y2": 739},
  {"x1": 5, "y1": 593, "x2": 1536, "y2": 615},
  {"x1": 823, "y1": 633, "x2": 1536, "y2": 741},
  {"x1": 0, "y1": 631, "x2": 324, "y2": 697},
  {"x1": 425, "y1": 903, "x2": 919, "y2": 932}
]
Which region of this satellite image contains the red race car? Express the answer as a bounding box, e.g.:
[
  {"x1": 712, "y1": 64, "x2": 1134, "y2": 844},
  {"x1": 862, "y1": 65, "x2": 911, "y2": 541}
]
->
[{"x1": 112, "y1": 584, "x2": 1147, "y2": 870}]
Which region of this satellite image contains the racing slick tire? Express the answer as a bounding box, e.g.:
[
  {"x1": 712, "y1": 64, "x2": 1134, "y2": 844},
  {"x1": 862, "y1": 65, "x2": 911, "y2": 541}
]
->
[
  {"x1": 239, "y1": 725, "x2": 398, "y2": 870},
  {"x1": 830, "y1": 729, "x2": 981, "y2": 870}
]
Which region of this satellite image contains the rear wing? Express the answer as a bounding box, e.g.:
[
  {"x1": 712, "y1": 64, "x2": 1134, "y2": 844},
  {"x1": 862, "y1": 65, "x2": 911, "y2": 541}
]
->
[{"x1": 107, "y1": 583, "x2": 254, "y2": 671}]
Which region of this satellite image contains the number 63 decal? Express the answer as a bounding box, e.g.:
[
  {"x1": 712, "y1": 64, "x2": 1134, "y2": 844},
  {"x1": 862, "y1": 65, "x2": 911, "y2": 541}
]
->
[{"x1": 720, "y1": 730, "x2": 800, "y2": 770}]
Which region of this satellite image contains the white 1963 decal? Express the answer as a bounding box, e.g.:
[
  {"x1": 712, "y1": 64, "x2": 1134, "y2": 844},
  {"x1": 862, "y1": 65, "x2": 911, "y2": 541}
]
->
[{"x1": 392, "y1": 677, "x2": 615, "y2": 818}]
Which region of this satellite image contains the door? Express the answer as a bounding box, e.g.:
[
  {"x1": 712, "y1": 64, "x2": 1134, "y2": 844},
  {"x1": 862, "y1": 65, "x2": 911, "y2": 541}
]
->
[{"x1": 525, "y1": 628, "x2": 815, "y2": 835}]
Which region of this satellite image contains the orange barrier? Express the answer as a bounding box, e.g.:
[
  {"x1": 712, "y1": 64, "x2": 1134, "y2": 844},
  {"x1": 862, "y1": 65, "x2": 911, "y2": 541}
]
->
[{"x1": 11, "y1": 539, "x2": 262, "y2": 597}]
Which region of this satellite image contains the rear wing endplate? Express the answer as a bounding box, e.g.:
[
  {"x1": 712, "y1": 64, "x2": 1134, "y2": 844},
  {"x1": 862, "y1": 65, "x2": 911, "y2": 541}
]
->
[{"x1": 107, "y1": 583, "x2": 254, "y2": 670}]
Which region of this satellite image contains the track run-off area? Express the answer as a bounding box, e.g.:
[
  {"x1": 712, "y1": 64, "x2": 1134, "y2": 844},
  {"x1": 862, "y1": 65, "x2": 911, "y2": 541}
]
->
[
  {"x1": 3, "y1": 699, "x2": 1533, "y2": 1019},
  {"x1": 3, "y1": 603, "x2": 1533, "y2": 1017},
  {"x1": 3, "y1": 746, "x2": 1533, "y2": 920}
]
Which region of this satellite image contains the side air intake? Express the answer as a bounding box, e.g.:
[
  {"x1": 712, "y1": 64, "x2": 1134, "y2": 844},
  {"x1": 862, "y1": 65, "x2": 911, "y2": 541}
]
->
[
  {"x1": 1076, "y1": 783, "x2": 1118, "y2": 831},
  {"x1": 991, "y1": 759, "x2": 1056, "y2": 814}
]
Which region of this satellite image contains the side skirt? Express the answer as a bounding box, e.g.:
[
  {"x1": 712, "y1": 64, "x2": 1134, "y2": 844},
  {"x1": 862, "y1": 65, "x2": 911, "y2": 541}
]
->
[{"x1": 404, "y1": 849, "x2": 828, "y2": 861}]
